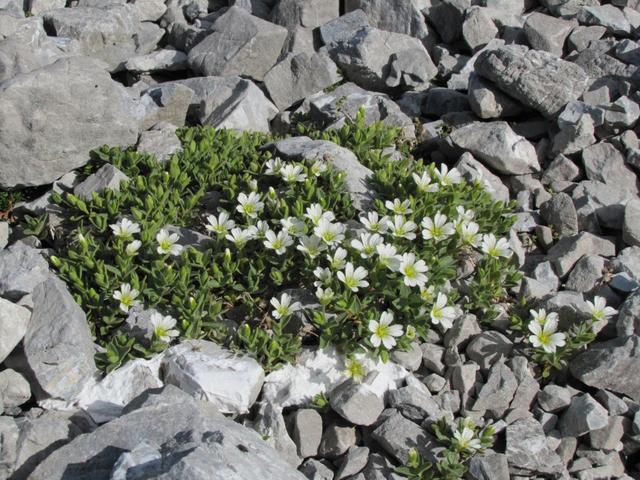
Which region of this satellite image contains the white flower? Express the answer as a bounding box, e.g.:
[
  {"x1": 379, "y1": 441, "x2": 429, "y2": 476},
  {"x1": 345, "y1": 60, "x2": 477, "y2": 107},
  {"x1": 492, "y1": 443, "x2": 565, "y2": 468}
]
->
[
  {"x1": 315, "y1": 286, "x2": 335, "y2": 305},
  {"x1": 327, "y1": 247, "x2": 348, "y2": 269},
  {"x1": 205, "y1": 211, "x2": 235, "y2": 236},
  {"x1": 281, "y1": 164, "x2": 307, "y2": 183},
  {"x1": 453, "y1": 427, "x2": 482, "y2": 453},
  {"x1": 420, "y1": 285, "x2": 436, "y2": 302},
  {"x1": 369, "y1": 311, "x2": 403, "y2": 349},
  {"x1": 313, "y1": 266, "x2": 332, "y2": 287},
  {"x1": 156, "y1": 229, "x2": 183, "y2": 256},
  {"x1": 305, "y1": 204, "x2": 335, "y2": 226},
  {"x1": 351, "y1": 233, "x2": 384, "y2": 259},
  {"x1": 236, "y1": 192, "x2": 264, "y2": 219},
  {"x1": 359, "y1": 211, "x2": 389, "y2": 234},
  {"x1": 387, "y1": 215, "x2": 417, "y2": 240},
  {"x1": 225, "y1": 226, "x2": 257, "y2": 248},
  {"x1": 337, "y1": 262, "x2": 369, "y2": 292},
  {"x1": 255, "y1": 220, "x2": 270, "y2": 237},
  {"x1": 110, "y1": 218, "x2": 140, "y2": 239},
  {"x1": 529, "y1": 309, "x2": 559, "y2": 326},
  {"x1": 112, "y1": 283, "x2": 141, "y2": 313},
  {"x1": 344, "y1": 357, "x2": 366, "y2": 381},
  {"x1": 412, "y1": 171, "x2": 439, "y2": 193},
  {"x1": 248, "y1": 179, "x2": 258, "y2": 191},
  {"x1": 270, "y1": 293, "x2": 302, "y2": 319},
  {"x1": 264, "y1": 157, "x2": 284, "y2": 176},
  {"x1": 434, "y1": 164, "x2": 462, "y2": 186},
  {"x1": 471, "y1": 168, "x2": 495, "y2": 193},
  {"x1": 150, "y1": 312, "x2": 179, "y2": 343},
  {"x1": 430, "y1": 293, "x2": 457, "y2": 329},
  {"x1": 385, "y1": 198, "x2": 412, "y2": 215},
  {"x1": 421, "y1": 212, "x2": 455, "y2": 242},
  {"x1": 528, "y1": 318, "x2": 566, "y2": 354},
  {"x1": 399, "y1": 253, "x2": 429, "y2": 288},
  {"x1": 376, "y1": 243, "x2": 401, "y2": 271},
  {"x1": 310, "y1": 161, "x2": 327, "y2": 177},
  {"x1": 280, "y1": 217, "x2": 307, "y2": 237},
  {"x1": 264, "y1": 230, "x2": 293, "y2": 255},
  {"x1": 586, "y1": 296, "x2": 618, "y2": 322},
  {"x1": 455, "y1": 206, "x2": 475, "y2": 226},
  {"x1": 481, "y1": 234, "x2": 512, "y2": 259},
  {"x1": 296, "y1": 235, "x2": 326, "y2": 258},
  {"x1": 314, "y1": 218, "x2": 345, "y2": 246},
  {"x1": 459, "y1": 222, "x2": 481, "y2": 247},
  {"x1": 125, "y1": 240, "x2": 142, "y2": 256}
]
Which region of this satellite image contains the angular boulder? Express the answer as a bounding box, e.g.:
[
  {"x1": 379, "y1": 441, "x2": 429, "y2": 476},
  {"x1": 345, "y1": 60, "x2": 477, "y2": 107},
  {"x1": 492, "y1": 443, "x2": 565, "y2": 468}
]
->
[
  {"x1": 0, "y1": 298, "x2": 30, "y2": 363},
  {"x1": 0, "y1": 56, "x2": 139, "y2": 188},
  {"x1": 475, "y1": 45, "x2": 589, "y2": 118},
  {"x1": 0, "y1": 244, "x2": 50, "y2": 301}
]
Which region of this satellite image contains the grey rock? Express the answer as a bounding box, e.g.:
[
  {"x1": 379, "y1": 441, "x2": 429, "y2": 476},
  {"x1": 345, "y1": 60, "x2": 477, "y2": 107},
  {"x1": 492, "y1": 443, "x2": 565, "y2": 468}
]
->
[
  {"x1": 558, "y1": 99, "x2": 605, "y2": 128},
  {"x1": 455, "y1": 152, "x2": 510, "y2": 203},
  {"x1": 449, "y1": 121, "x2": 540, "y2": 175},
  {"x1": 572, "y1": 180, "x2": 629, "y2": 230},
  {"x1": 614, "y1": 38, "x2": 640, "y2": 65},
  {"x1": 538, "y1": 384, "x2": 572, "y2": 413},
  {"x1": 336, "y1": 445, "x2": 368, "y2": 479},
  {"x1": 0, "y1": 369, "x2": 30, "y2": 408},
  {"x1": 390, "y1": 342, "x2": 423, "y2": 371},
  {"x1": 0, "y1": 56, "x2": 139, "y2": 188},
  {"x1": 264, "y1": 52, "x2": 341, "y2": 111},
  {"x1": 271, "y1": 0, "x2": 338, "y2": 29},
  {"x1": 422, "y1": 88, "x2": 469, "y2": 117},
  {"x1": 506, "y1": 417, "x2": 564, "y2": 475},
  {"x1": 318, "y1": 423, "x2": 356, "y2": 459},
  {"x1": 0, "y1": 297, "x2": 30, "y2": 363},
  {"x1": 188, "y1": 7, "x2": 288, "y2": 81},
  {"x1": 29, "y1": 399, "x2": 306, "y2": 480},
  {"x1": 565, "y1": 254, "x2": 606, "y2": 292},
  {"x1": 344, "y1": 0, "x2": 432, "y2": 45},
  {"x1": 542, "y1": 155, "x2": 580, "y2": 185},
  {"x1": 22, "y1": 277, "x2": 97, "y2": 401},
  {"x1": 124, "y1": 49, "x2": 188, "y2": 73},
  {"x1": 137, "y1": 124, "x2": 183, "y2": 163},
  {"x1": 138, "y1": 83, "x2": 194, "y2": 130},
  {"x1": 371, "y1": 412, "x2": 438, "y2": 464},
  {"x1": 0, "y1": 17, "x2": 65, "y2": 83},
  {"x1": 198, "y1": 77, "x2": 278, "y2": 133},
  {"x1": 425, "y1": 0, "x2": 470, "y2": 44},
  {"x1": 466, "y1": 331, "x2": 513, "y2": 370},
  {"x1": 510, "y1": 356, "x2": 540, "y2": 411},
  {"x1": 594, "y1": 389, "x2": 628, "y2": 416},
  {"x1": 467, "y1": 73, "x2": 523, "y2": 120},
  {"x1": 252, "y1": 402, "x2": 301, "y2": 467},
  {"x1": 473, "y1": 360, "x2": 518, "y2": 417},
  {"x1": 0, "y1": 416, "x2": 19, "y2": 478},
  {"x1": 546, "y1": 232, "x2": 616, "y2": 277},
  {"x1": 421, "y1": 343, "x2": 445, "y2": 375},
  {"x1": 319, "y1": 9, "x2": 370, "y2": 45},
  {"x1": 267, "y1": 136, "x2": 374, "y2": 211},
  {"x1": 451, "y1": 364, "x2": 479, "y2": 409},
  {"x1": 28, "y1": 0, "x2": 67, "y2": 13},
  {"x1": 0, "y1": 221, "x2": 8, "y2": 249},
  {"x1": 424, "y1": 373, "x2": 447, "y2": 393},
  {"x1": 540, "y1": 193, "x2": 579, "y2": 238},
  {"x1": 290, "y1": 409, "x2": 322, "y2": 458},
  {"x1": 577, "y1": 5, "x2": 631, "y2": 34},
  {"x1": 589, "y1": 415, "x2": 624, "y2": 450},
  {"x1": 444, "y1": 314, "x2": 481, "y2": 350},
  {"x1": 582, "y1": 142, "x2": 638, "y2": 194},
  {"x1": 467, "y1": 452, "x2": 509, "y2": 480},
  {"x1": 602, "y1": 95, "x2": 640, "y2": 129},
  {"x1": 327, "y1": 26, "x2": 436, "y2": 93},
  {"x1": 524, "y1": 12, "x2": 574, "y2": 57},
  {"x1": 570, "y1": 335, "x2": 640, "y2": 401},
  {"x1": 559, "y1": 393, "x2": 609, "y2": 436},
  {"x1": 475, "y1": 45, "x2": 589, "y2": 118},
  {"x1": 552, "y1": 114, "x2": 596, "y2": 155},
  {"x1": 329, "y1": 377, "x2": 384, "y2": 426},
  {"x1": 0, "y1": 244, "x2": 49, "y2": 301},
  {"x1": 129, "y1": 0, "x2": 167, "y2": 22},
  {"x1": 568, "y1": 25, "x2": 607, "y2": 52},
  {"x1": 462, "y1": 7, "x2": 498, "y2": 52},
  {"x1": 73, "y1": 164, "x2": 129, "y2": 201},
  {"x1": 299, "y1": 458, "x2": 334, "y2": 480},
  {"x1": 611, "y1": 246, "x2": 640, "y2": 283},
  {"x1": 387, "y1": 385, "x2": 443, "y2": 423},
  {"x1": 617, "y1": 290, "x2": 640, "y2": 336}
]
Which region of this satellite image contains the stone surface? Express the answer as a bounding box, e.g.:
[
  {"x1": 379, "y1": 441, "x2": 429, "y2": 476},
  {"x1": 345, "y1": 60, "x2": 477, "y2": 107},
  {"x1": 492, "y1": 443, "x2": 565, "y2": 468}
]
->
[
  {"x1": 455, "y1": 152, "x2": 510, "y2": 202},
  {"x1": 524, "y1": 12, "x2": 574, "y2": 57},
  {"x1": 467, "y1": 74, "x2": 523, "y2": 119},
  {"x1": 29, "y1": 398, "x2": 306, "y2": 480},
  {"x1": 371, "y1": 412, "x2": 438, "y2": 464},
  {"x1": 582, "y1": 142, "x2": 638, "y2": 194},
  {"x1": 462, "y1": 7, "x2": 498, "y2": 52},
  {"x1": 187, "y1": 7, "x2": 288, "y2": 81},
  {"x1": 264, "y1": 52, "x2": 341, "y2": 110},
  {"x1": 73, "y1": 164, "x2": 129, "y2": 201},
  {"x1": 290, "y1": 409, "x2": 322, "y2": 458},
  {"x1": 473, "y1": 361, "x2": 518, "y2": 416},
  {"x1": 0, "y1": 244, "x2": 50, "y2": 301},
  {"x1": 124, "y1": 48, "x2": 188, "y2": 73},
  {"x1": 577, "y1": 5, "x2": 632, "y2": 34},
  {"x1": 450, "y1": 121, "x2": 540, "y2": 175},
  {"x1": 22, "y1": 276, "x2": 97, "y2": 401},
  {"x1": 271, "y1": 0, "x2": 339, "y2": 29},
  {"x1": 327, "y1": 26, "x2": 437, "y2": 93},
  {"x1": 475, "y1": 45, "x2": 589, "y2": 118},
  {"x1": 318, "y1": 423, "x2": 356, "y2": 459},
  {"x1": 136, "y1": 124, "x2": 183, "y2": 163},
  {"x1": 0, "y1": 297, "x2": 30, "y2": 363},
  {"x1": 506, "y1": 417, "x2": 564, "y2": 475},
  {"x1": 571, "y1": 336, "x2": 640, "y2": 402},
  {"x1": 546, "y1": 232, "x2": 616, "y2": 277},
  {"x1": 565, "y1": 254, "x2": 606, "y2": 292},
  {"x1": 335, "y1": 445, "x2": 369, "y2": 479},
  {"x1": 559, "y1": 393, "x2": 609, "y2": 437},
  {"x1": 467, "y1": 452, "x2": 509, "y2": 480},
  {"x1": 138, "y1": 83, "x2": 194, "y2": 130},
  {"x1": 540, "y1": 192, "x2": 579, "y2": 238},
  {"x1": 0, "y1": 369, "x2": 30, "y2": 408},
  {"x1": 162, "y1": 340, "x2": 265, "y2": 415},
  {"x1": 466, "y1": 331, "x2": 513, "y2": 370},
  {"x1": 251, "y1": 401, "x2": 300, "y2": 467},
  {"x1": 0, "y1": 56, "x2": 139, "y2": 188}
]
